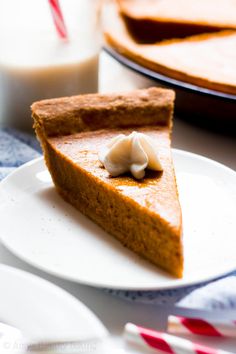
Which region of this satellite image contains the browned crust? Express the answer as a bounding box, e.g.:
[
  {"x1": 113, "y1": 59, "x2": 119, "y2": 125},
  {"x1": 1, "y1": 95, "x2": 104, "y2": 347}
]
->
[
  {"x1": 31, "y1": 88, "x2": 175, "y2": 137},
  {"x1": 104, "y1": 10, "x2": 236, "y2": 95}
]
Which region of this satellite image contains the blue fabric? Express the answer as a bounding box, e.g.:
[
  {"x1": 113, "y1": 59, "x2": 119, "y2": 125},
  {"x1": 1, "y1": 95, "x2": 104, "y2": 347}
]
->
[
  {"x1": 0, "y1": 128, "x2": 41, "y2": 180},
  {"x1": 1, "y1": 129, "x2": 236, "y2": 310},
  {"x1": 106, "y1": 271, "x2": 236, "y2": 309}
]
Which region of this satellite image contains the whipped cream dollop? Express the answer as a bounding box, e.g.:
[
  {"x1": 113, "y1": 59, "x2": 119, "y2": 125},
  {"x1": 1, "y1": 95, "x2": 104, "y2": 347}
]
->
[{"x1": 98, "y1": 131, "x2": 163, "y2": 179}]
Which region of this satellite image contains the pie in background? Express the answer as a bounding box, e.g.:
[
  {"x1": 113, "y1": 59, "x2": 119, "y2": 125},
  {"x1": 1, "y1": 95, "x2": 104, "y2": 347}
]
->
[
  {"x1": 104, "y1": 6, "x2": 236, "y2": 95},
  {"x1": 118, "y1": 0, "x2": 236, "y2": 43}
]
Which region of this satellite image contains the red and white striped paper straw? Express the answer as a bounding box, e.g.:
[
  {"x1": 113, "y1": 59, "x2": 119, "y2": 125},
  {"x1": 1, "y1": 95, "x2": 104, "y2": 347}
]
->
[
  {"x1": 124, "y1": 323, "x2": 233, "y2": 354},
  {"x1": 48, "y1": 0, "x2": 68, "y2": 39},
  {"x1": 168, "y1": 315, "x2": 236, "y2": 338}
]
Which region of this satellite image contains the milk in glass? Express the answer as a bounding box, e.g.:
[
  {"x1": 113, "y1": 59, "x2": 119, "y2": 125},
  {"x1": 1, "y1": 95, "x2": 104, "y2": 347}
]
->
[{"x1": 0, "y1": 0, "x2": 100, "y2": 131}]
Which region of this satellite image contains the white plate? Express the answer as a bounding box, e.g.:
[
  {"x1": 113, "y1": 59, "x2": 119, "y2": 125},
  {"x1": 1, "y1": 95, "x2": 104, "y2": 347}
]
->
[
  {"x1": 0, "y1": 150, "x2": 236, "y2": 290},
  {"x1": 0, "y1": 264, "x2": 107, "y2": 347}
]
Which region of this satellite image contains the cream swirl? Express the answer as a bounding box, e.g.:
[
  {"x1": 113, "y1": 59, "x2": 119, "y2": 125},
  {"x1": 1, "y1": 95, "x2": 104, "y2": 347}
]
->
[{"x1": 98, "y1": 131, "x2": 163, "y2": 179}]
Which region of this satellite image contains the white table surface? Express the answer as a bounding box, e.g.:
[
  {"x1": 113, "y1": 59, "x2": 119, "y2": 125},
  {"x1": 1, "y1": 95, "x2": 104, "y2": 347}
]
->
[{"x1": 1, "y1": 52, "x2": 236, "y2": 353}]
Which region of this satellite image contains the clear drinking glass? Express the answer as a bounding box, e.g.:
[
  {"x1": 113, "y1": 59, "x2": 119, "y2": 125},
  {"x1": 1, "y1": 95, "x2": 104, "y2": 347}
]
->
[{"x1": 0, "y1": 0, "x2": 101, "y2": 131}]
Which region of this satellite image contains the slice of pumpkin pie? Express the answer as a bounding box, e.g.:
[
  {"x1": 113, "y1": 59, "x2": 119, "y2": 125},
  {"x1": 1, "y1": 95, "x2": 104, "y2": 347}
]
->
[{"x1": 32, "y1": 88, "x2": 183, "y2": 278}]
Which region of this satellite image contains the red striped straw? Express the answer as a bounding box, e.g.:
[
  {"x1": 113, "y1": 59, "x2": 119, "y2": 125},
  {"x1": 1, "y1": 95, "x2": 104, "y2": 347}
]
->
[
  {"x1": 124, "y1": 323, "x2": 233, "y2": 354},
  {"x1": 168, "y1": 315, "x2": 236, "y2": 338},
  {"x1": 48, "y1": 0, "x2": 68, "y2": 39}
]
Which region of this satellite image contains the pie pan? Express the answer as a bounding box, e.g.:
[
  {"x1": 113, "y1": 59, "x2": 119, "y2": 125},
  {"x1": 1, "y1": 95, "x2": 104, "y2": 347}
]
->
[{"x1": 105, "y1": 46, "x2": 236, "y2": 133}]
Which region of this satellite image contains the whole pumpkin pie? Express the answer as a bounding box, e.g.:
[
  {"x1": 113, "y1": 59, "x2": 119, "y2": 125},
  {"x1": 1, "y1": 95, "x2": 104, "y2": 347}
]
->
[{"x1": 32, "y1": 88, "x2": 183, "y2": 278}]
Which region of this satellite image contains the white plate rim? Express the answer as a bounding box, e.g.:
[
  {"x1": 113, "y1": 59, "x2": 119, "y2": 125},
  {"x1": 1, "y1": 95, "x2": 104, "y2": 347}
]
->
[{"x1": 0, "y1": 149, "x2": 236, "y2": 291}]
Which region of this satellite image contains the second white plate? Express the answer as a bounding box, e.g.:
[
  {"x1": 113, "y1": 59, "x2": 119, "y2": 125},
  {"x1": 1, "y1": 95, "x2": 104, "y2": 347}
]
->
[
  {"x1": 0, "y1": 150, "x2": 236, "y2": 290},
  {"x1": 0, "y1": 264, "x2": 107, "y2": 346}
]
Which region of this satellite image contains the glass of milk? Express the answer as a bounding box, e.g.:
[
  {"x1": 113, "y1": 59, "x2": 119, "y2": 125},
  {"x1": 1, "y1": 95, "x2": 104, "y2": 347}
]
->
[{"x1": 0, "y1": 0, "x2": 101, "y2": 131}]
